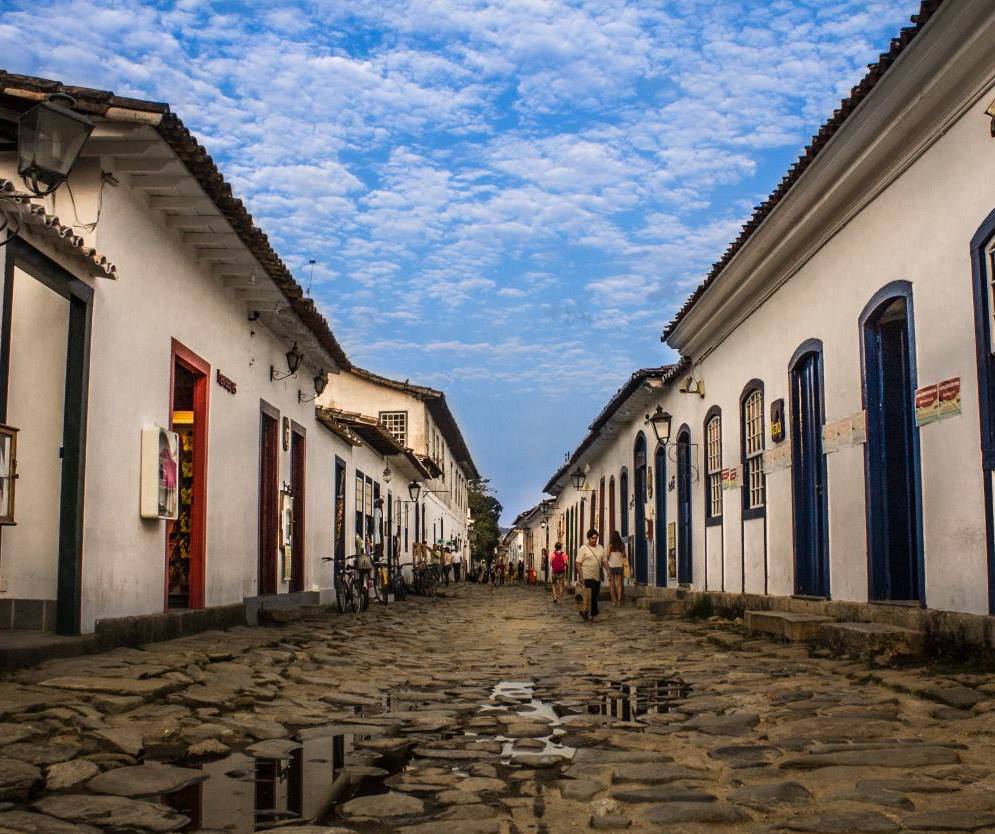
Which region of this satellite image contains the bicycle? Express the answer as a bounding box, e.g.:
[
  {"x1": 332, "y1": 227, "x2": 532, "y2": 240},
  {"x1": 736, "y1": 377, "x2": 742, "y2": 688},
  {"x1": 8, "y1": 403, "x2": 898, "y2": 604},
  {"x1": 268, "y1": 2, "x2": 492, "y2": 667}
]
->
[
  {"x1": 411, "y1": 563, "x2": 438, "y2": 597},
  {"x1": 372, "y1": 558, "x2": 391, "y2": 605},
  {"x1": 322, "y1": 555, "x2": 369, "y2": 614}
]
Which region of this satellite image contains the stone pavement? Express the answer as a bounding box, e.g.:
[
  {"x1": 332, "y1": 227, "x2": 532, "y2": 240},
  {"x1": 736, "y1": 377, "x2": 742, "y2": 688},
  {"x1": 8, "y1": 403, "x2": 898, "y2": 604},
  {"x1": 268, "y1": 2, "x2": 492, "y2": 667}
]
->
[{"x1": 1, "y1": 584, "x2": 995, "y2": 833}]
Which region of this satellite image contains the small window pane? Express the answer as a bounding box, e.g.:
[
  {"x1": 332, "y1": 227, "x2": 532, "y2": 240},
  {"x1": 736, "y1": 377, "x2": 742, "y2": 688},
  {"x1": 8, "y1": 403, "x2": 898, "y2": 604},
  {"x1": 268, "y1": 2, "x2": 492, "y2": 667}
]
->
[
  {"x1": 743, "y1": 390, "x2": 765, "y2": 510},
  {"x1": 707, "y1": 416, "x2": 722, "y2": 518}
]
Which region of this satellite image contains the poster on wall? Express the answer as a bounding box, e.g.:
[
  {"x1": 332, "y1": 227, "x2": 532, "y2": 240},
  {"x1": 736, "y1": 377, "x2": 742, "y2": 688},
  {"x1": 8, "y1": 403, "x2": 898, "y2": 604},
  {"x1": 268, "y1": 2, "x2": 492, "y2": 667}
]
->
[
  {"x1": 140, "y1": 426, "x2": 180, "y2": 520},
  {"x1": 667, "y1": 521, "x2": 677, "y2": 579}
]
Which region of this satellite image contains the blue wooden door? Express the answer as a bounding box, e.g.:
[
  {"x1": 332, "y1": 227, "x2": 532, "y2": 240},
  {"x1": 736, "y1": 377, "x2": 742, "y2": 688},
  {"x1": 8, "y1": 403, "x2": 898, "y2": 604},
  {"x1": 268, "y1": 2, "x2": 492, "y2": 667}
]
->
[
  {"x1": 634, "y1": 434, "x2": 648, "y2": 584},
  {"x1": 864, "y1": 296, "x2": 922, "y2": 602},
  {"x1": 654, "y1": 445, "x2": 667, "y2": 586},
  {"x1": 677, "y1": 430, "x2": 693, "y2": 584},
  {"x1": 791, "y1": 351, "x2": 829, "y2": 596}
]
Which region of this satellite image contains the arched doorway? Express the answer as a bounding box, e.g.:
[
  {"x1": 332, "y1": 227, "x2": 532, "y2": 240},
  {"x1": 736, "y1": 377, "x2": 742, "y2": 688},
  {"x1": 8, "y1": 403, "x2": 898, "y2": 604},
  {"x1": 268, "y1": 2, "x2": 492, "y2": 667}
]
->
[
  {"x1": 654, "y1": 443, "x2": 667, "y2": 587},
  {"x1": 790, "y1": 341, "x2": 829, "y2": 597},
  {"x1": 862, "y1": 285, "x2": 923, "y2": 602},
  {"x1": 676, "y1": 427, "x2": 692, "y2": 584},
  {"x1": 633, "y1": 433, "x2": 648, "y2": 584}
]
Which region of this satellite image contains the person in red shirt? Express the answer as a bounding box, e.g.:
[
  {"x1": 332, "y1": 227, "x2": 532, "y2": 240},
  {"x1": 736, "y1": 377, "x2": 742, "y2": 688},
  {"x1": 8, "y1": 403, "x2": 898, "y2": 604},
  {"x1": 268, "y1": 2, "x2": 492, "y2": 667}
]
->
[{"x1": 550, "y1": 542, "x2": 568, "y2": 604}]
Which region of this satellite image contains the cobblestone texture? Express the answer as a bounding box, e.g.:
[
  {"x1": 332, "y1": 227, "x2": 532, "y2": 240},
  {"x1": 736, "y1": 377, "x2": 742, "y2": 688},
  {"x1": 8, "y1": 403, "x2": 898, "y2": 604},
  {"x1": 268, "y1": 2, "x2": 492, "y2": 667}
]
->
[{"x1": 1, "y1": 584, "x2": 995, "y2": 833}]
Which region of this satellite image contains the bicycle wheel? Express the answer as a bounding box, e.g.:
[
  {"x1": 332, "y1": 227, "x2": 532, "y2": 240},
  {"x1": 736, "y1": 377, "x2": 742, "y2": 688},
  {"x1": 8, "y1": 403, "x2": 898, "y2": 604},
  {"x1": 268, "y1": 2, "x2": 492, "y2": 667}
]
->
[
  {"x1": 357, "y1": 581, "x2": 370, "y2": 611},
  {"x1": 393, "y1": 573, "x2": 407, "y2": 601},
  {"x1": 373, "y1": 571, "x2": 387, "y2": 605},
  {"x1": 335, "y1": 576, "x2": 349, "y2": 614}
]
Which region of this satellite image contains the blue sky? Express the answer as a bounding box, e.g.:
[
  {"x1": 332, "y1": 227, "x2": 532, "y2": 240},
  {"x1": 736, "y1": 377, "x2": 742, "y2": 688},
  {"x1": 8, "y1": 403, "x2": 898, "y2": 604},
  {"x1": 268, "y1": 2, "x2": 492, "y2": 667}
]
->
[{"x1": 3, "y1": 0, "x2": 918, "y2": 522}]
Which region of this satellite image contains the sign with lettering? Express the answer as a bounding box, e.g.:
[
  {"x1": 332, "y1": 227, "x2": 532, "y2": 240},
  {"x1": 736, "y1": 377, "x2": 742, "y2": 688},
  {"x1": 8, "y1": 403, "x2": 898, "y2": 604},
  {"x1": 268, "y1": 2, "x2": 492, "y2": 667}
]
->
[
  {"x1": 822, "y1": 411, "x2": 867, "y2": 454},
  {"x1": 721, "y1": 466, "x2": 740, "y2": 490},
  {"x1": 770, "y1": 398, "x2": 785, "y2": 443},
  {"x1": 216, "y1": 370, "x2": 237, "y2": 395}
]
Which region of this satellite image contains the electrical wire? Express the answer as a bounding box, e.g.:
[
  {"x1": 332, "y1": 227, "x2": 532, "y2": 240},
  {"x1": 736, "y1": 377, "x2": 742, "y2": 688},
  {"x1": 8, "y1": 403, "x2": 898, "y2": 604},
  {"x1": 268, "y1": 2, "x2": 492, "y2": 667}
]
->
[{"x1": 64, "y1": 176, "x2": 104, "y2": 234}]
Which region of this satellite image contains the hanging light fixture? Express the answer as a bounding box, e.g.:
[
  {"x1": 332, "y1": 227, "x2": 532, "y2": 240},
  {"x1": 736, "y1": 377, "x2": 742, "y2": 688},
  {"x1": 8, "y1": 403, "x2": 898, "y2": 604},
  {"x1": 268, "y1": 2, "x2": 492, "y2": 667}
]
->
[
  {"x1": 646, "y1": 405, "x2": 673, "y2": 446},
  {"x1": 408, "y1": 481, "x2": 422, "y2": 503},
  {"x1": 17, "y1": 93, "x2": 94, "y2": 197},
  {"x1": 570, "y1": 468, "x2": 586, "y2": 490},
  {"x1": 271, "y1": 342, "x2": 304, "y2": 381},
  {"x1": 382, "y1": 466, "x2": 392, "y2": 484},
  {"x1": 298, "y1": 368, "x2": 328, "y2": 403}
]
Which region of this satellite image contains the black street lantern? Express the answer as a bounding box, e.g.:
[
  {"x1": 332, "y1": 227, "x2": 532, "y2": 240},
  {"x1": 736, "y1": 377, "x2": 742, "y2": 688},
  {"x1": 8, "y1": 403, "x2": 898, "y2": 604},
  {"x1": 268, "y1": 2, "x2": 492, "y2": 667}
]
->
[
  {"x1": 408, "y1": 481, "x2": 422, "y2": 503},
  {"x1": 272, "y1": 342, "x2": 304, "y2": 381},
  {"x1": 18, "y1": 94, "x2": 94, "y2": 197},
  {"x1": 570, "y1": 468, "x2": 586, "y2": 491},
  {"x1": 298, "y1": 368, "x2": 328, "y2": 403},
  {"x1": 647, "y1": 405, "x2": 673, "y2": 446}
]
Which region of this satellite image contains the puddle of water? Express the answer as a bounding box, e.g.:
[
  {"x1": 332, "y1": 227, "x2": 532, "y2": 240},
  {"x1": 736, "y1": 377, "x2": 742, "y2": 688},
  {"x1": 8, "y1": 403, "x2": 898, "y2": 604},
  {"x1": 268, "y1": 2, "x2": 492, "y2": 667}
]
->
[
  {"x1": 588, "y1": 677, "x2": 691, "y2": 722},
  {"x1": 483, "y1": 680, "x2": 575, "y2": 764}
]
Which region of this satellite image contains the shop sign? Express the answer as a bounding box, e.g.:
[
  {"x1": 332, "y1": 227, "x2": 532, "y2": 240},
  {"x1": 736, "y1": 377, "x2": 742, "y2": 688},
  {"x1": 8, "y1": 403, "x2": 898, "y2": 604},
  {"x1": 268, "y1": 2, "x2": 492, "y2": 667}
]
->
[
  {"x1": 915, "y1": 377, "x2": 961, "y2": 426},
  {"x1": 763, "y1": 442, "x2": 792, "y2": 473},
  {"x1": 140, "y1": 425, "x2": 179, "y2": 520},
  {"x1": 770, "y1": 398, "x2": 785, "y2": 443},
  {"x1": 216, "y1": 370, "x2": 237, "y2": 395}
]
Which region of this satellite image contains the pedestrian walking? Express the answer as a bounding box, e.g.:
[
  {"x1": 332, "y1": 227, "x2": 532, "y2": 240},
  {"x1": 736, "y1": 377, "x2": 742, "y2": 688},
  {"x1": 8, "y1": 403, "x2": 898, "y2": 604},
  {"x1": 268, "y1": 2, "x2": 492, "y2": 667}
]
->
[
  {"x1": 550, "y1": 542, "x2": 567, "y2": 603},
  {"x1": 575, "y1": 529, "x2": 606, "y2": 623},
  {"x1": 453, "y1": 549, "x2": 463, "y2": 583},
  {"x1": 541, "y1": 549, "x2": 549, "y2": 585},
  {"x1": 607, "y1": 530, "x2": 629, "y2": 607},
  {"x1": 517, "y1": 558, "x2": 525, "y2": 584},
  {"x1": 442, "y1": 547, "x2": 452, "y2": 585}
]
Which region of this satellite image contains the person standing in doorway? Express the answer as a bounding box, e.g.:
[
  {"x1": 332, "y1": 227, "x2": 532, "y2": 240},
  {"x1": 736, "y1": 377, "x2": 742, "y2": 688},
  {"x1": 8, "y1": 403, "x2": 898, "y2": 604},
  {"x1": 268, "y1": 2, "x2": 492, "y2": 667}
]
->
[
  {"x1": 550, "y1": 542, "x2": 567, "y2": 603},
  {"x1": 607, "y1": 530, "x2": 628, "y2": 607},
  {"x1": 576, "y1": 529, "x2": 606, "y2": 623}
]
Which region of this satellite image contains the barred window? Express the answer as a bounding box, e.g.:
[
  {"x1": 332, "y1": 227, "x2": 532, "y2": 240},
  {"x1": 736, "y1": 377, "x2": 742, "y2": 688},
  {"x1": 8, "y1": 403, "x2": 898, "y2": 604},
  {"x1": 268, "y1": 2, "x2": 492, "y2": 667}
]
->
[
  {"x1": 379, "y1": 411, "x2": 408, "y2": 447},
  {"x1": 743, "y1": 390, "x2": 765, "y2": 510},
  {"x1": 706, "y1": 415, "x2": 722, "y2": 518}
]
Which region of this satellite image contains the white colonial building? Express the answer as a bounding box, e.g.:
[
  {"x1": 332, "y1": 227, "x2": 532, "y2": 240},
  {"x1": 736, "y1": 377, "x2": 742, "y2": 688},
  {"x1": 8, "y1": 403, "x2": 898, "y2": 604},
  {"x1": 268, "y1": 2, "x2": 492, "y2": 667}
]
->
[
  {"x1": 0, "y1": 72, "x2": 477, "y2": 638},
  {"x1": 526, "y1": 0, "x2": 995, "y2": 630}
]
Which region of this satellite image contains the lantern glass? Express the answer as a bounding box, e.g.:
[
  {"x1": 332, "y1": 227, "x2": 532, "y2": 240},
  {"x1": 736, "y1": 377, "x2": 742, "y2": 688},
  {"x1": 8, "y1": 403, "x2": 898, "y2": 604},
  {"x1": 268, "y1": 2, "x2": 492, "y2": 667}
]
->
[
  {"x1": 408, "y1": 481, "x2": 422, "y2": 503},
  {"x1": 313, "y1": 370, "x2": 328, "y2": 397},
  {"x1": 649, "y1": 406, "x2": 672, "y2": 445},
  {"x1": 285, "y1": 343, "x2": 303, "y2": 375},
  {"x1": 18, "y1": 99, "x2": 94, "y2": 193},
  {"x1": 570, "y1": 468, "x2": 585, "y2": 490}
]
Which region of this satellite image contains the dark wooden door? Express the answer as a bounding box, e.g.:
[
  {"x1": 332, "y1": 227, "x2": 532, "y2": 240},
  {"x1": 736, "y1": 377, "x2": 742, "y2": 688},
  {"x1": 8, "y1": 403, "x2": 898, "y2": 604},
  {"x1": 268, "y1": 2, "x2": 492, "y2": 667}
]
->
[
  {"x1": 655, "y1": 445, "x2": 667, "y2": 587},
  {"x1": 791, "y1": 351, "x2": 829, "y2": 597},
  {"x1": 634, "y1": 434, "x2": 648, "y2": 584},
  {"x1": 258, "y1": 410, "x2": 279, "y2": 596},
  {"x1": 865, "y1": 297, "x2": 921, "y2": 601},
  {"x1": 677, "y1": 430, "x2": 692, "y2": 584}
]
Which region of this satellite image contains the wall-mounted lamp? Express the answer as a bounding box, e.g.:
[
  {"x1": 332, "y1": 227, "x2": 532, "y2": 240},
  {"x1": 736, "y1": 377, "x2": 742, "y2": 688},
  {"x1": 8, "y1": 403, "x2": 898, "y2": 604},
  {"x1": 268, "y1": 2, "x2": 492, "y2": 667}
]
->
[
  {"x1": 987, "y1": 98, "x2": 995, "y2": 137},
  {"x1": 271, "y1": 342, "x2": 304, "y2": 381},
  {"x1": 382, "y1": 466, "x2": 392, "y2": 484},
  {"x1": 298, "y1": 369, "x2": 328, "y2": 403},
  {"x1": 570, "y1": 468, "x2": 586, "y2": 490},
  {"x1": 408, "y1": 480, "x2": 422, "y2": 503},
  {"x1": 18, "y1": 93, "x2": 94, "y2": 197},
  {"x1": 646, "y1": 405, "x2": 673, "y2": 445}
]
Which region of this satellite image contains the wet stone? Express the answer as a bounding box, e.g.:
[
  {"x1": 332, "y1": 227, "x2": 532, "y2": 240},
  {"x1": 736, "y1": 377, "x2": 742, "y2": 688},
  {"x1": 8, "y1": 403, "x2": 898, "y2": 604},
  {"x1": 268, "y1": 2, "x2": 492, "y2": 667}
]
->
[
  {"x1": 709, "y1": 743, "x2": 781, "y2": 768},
  {"x1": 338, "y1": 791, "x2": 424, "y2": 819},
  {"x1": 780, "y1": 745, "x2": 960, "y2": 770},
  {"x1": 641, "y1": 801, "x2": 751, "y2": 825},
  {"x1": 33, "y1": 794, "x2": 189, "y2": 832},
  {"x1": 775, "y1": 811, "x2": 902, "y2": 833},
  {"x1": 728, "y1": 781, "x2": 812, "y2": 809},
  {"x1": 902, "y1": 810, "x2": 995, "y2": 831},
  {"x1": 86, "y1": 762, "x2": 208, "y2": 797},
  {"x1": 44, "y1": 760, "x2": 99, "y2": 792},
  {"x1": 0, "y1": 744, "x2": 78, "y2": 768},
  {"x1": 590, "y1": 814, "x2": 632, "y2": 830},
  {"x1": 0, "y1": 810, "x2": 96, "y2": 834},
  {"x1": 612, "y1": 763, "x2": 709, "y2": 784},
  {"x1": 559, "y1": 779, "x2": 603, "y2": 800},
  {"x1": 0, "y1": 759, "x2": 41, "y2": 801}
]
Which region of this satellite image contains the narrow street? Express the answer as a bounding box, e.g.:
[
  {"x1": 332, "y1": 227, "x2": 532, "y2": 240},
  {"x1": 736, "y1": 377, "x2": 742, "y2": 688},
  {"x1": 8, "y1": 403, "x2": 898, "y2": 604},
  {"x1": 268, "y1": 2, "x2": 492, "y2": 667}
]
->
[{"x1": 2, "y1": 585, "x2": 994, "y2": 833}]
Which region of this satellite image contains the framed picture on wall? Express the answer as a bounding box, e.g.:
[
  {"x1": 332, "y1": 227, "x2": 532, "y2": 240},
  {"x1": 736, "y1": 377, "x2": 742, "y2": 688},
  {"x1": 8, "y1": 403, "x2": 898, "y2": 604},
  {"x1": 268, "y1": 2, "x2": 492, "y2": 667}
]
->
[
  {"x1": 140, "y1": 425, "x2": 179, "y2": 520},
  {"x1": 280, "y1": 489, "x2": 294, "y2": 582},
  {"x1": 0, "y1": 424, "x2": 18, "y2": 525}
]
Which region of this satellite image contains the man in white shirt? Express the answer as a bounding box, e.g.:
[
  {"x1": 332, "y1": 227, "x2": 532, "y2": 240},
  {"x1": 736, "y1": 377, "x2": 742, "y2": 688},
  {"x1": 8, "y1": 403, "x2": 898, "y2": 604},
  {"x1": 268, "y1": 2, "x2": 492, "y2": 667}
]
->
[
  {"x1": 575, "y1": 529, "x2": 606, "y2": 622},
  {"x1": 453, "y1": 549, "x2": 463, "y2": 583}
]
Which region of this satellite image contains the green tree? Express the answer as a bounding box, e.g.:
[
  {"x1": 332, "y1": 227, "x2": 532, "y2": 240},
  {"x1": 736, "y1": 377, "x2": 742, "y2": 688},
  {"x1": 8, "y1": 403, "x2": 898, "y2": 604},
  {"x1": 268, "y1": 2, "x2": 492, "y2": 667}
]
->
[{"x1": 468, "y1": 477, "x2": 502, "y2": 565}]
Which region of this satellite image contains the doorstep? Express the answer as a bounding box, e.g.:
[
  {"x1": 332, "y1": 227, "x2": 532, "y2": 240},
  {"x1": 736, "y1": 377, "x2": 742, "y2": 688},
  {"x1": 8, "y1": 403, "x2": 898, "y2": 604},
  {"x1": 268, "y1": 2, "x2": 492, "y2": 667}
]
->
[
  {"x1": 819, "y1": 621, "x2": 925, "y2": 660},
  {"x1": 744, "y1": 610, "x2": 832, "y2": 642},
  {"x1": 0, "y1": 630, "x2": 102, "y2": 674}
]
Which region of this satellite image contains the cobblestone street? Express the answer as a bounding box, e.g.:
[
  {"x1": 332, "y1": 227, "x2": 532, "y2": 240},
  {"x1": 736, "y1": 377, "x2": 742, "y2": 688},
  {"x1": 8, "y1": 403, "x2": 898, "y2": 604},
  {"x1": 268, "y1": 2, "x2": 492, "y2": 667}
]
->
[{"x1": 3, "y1": 585, "x2": 995, "y2": 833}]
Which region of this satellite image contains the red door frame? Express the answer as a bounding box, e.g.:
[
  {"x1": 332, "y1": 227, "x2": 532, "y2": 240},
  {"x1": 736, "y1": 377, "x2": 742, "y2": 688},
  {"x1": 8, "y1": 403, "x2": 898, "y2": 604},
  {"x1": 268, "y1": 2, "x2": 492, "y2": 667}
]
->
[
  {"x1": 290, "y1": 422, "x2": 306, "y2": 593},
  {"x1": 167, "y1": 339, "x2": 209, "y2": 610}
]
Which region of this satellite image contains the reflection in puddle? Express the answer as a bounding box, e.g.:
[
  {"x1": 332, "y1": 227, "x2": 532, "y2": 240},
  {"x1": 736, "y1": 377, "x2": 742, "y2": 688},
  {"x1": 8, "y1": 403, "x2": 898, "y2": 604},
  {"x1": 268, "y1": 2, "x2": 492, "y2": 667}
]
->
[
  {"x1": 485, "y1": 680, "x2": 575, "y2": 764},
  {"x1": 589, "y1": 677, "x2": 690, "y2": 722},
  {"x1": 163, "y1": 733, "x2": 362, "y2": 832}
]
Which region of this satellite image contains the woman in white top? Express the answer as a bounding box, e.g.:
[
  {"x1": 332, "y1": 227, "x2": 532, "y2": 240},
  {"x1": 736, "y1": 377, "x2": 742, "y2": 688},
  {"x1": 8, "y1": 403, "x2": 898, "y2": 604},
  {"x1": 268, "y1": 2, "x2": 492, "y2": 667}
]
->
[{"x1": 607, "y1": 530, "x2": 628, "y2": 607}]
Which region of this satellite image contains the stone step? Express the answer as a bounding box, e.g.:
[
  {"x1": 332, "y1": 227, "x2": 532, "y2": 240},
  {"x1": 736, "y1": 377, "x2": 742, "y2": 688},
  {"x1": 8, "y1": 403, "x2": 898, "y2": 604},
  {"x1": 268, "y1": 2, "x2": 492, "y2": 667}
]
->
[
  {"x1": 744, "y1": 610, "x2": 831, "y2": 642},
  {"x1": 648, "y1": 599, "x2": 687, "y2": 618},
  {"x1": 819, "y1": 621, "x2": 925, "y2": 659}
]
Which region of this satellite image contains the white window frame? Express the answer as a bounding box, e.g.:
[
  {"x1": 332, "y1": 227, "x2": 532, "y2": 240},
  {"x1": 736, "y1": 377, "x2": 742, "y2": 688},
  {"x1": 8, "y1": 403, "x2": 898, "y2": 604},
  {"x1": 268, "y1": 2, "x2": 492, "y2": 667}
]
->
[
  {"x1": 379, "y1": 410, "x2": 408, "y2": 448},
  {"x1": 743, "y1": 390, "x2": 765, "y2": 511},
  {"x1": 706, "y1": 415, "x2": 722, "y2": 519}
]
